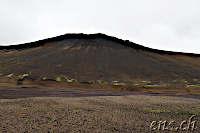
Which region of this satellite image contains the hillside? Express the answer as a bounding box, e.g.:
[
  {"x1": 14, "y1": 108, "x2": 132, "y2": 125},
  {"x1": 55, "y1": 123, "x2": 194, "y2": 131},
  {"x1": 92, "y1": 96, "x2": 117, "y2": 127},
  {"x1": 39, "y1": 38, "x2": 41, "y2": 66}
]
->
[{"x1": 0, "y1": 33, "x2": 200, "y2": 88}]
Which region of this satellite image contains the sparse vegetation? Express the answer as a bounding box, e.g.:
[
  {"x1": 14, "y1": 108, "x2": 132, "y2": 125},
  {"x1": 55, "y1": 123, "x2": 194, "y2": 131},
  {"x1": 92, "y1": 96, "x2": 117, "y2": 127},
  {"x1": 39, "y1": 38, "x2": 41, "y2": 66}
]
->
[
  {"x1": 185, "y1": 84, "x2": 196, "y2": 88},
  {"x1": 56, "y1": 77, "x2": 61, "y2": 82},
  {"x1": 67, "y1": 78, "x2": 77, "y2": 82},
  {"x1": 42, "y1": 77, "x2": 47, "y2": 80},
  {"x1": 60, "y1": 74, "x2": 77, "y2": 82},
  {"x1": 5, "y1": 73, "x2": 13, "y2": 78},
  {"x1": 18, "y1": 73, "x2": 29, "y2": 79},
  {"x1": 97, "y1": 79, "x2": 103, "y2": 83},
  {"x1": 111, "y1": 81, "x2": 124, "y2": 86},
  {"x1": 144, "y1": 84, "x2": 158, "y2": 87},
  {"x1": 182, "y1": 80, "x2": 188, "y2": 83},
  {"x1": 133, "y1": 83, "x2": 139, "y2": 86},
  {"x1": 193, "y1": 79, "x2": 198, "y2": 81}
]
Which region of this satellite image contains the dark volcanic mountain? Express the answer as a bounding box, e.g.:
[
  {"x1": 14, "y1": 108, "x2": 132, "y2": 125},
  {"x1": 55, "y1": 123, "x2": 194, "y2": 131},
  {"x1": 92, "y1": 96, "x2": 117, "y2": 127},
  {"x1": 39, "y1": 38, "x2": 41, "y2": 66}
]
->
[{"x1": 0, "y1": 33, "x2": 200, "y2": 86}]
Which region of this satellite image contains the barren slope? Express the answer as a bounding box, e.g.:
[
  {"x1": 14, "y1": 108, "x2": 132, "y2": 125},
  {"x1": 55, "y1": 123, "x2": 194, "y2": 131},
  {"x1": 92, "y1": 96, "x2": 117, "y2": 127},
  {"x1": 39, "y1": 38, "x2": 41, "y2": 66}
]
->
[{"x1": 0, "y1": 33, "x2": 200, "y2": 87}]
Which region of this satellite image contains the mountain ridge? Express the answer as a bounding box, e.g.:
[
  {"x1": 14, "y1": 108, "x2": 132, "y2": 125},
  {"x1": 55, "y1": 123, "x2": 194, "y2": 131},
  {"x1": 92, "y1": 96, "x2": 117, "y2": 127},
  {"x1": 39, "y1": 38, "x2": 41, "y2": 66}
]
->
[{"x1": 0, "y1": 33, "x2": 199, "y2": 57}]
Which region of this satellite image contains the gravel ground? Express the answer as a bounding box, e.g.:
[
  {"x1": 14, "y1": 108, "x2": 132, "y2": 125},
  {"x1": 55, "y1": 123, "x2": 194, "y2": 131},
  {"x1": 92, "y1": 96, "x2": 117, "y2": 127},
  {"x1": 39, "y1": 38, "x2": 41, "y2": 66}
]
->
[{"x1": 0, "y1": 87, "x2": 200, "y2": 132}]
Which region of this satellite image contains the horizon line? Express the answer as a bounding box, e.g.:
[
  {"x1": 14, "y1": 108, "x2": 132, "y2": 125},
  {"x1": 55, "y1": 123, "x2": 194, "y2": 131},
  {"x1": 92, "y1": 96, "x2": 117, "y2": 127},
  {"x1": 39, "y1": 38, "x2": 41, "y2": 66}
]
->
[{"x1": 0, "y1": 33, "x2": 199, "y2": 57}]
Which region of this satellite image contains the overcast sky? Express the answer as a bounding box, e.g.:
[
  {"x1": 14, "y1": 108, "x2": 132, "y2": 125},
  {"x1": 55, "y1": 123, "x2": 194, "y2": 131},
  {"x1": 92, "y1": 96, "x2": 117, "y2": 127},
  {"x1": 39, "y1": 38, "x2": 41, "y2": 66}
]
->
[{"x1": 0, "y1": 0, "x2": 200, "y2": 53}]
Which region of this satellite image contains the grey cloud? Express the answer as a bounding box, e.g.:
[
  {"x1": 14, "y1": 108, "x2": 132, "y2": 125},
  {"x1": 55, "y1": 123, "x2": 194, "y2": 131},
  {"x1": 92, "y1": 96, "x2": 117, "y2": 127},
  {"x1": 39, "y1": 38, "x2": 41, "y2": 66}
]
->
[{"x1": 0, "y1": 0, "x2": 200, "y2": 53}]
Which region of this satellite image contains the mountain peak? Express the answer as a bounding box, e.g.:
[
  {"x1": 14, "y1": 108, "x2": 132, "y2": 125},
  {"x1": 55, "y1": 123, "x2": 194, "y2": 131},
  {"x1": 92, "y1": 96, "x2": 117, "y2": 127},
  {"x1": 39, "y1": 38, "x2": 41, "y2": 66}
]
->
[{"x1": 0, "y1": 33, "x2": 199, "y2": 57}]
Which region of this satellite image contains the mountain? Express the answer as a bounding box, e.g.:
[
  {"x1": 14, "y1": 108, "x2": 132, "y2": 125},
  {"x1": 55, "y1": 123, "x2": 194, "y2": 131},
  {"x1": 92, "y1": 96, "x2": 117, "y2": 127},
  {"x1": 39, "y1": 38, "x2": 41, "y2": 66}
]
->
[{"x1": 0, "y1": 33, "x2": 200, "y2": 87}]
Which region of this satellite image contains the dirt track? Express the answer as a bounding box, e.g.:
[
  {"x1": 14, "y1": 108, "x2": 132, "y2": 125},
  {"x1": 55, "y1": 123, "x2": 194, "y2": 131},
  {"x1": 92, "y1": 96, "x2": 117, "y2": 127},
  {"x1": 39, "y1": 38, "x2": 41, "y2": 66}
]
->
[{"x1": 0, "y1": 86, "x2": 200, "y2": 99}]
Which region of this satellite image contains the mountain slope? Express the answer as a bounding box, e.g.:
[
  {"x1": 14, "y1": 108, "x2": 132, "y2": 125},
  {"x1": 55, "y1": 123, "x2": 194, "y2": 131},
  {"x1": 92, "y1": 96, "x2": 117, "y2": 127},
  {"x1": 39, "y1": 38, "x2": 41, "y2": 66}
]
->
[{"x1": 0, "y1": 33, "x2": 200, "y2": 86}]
